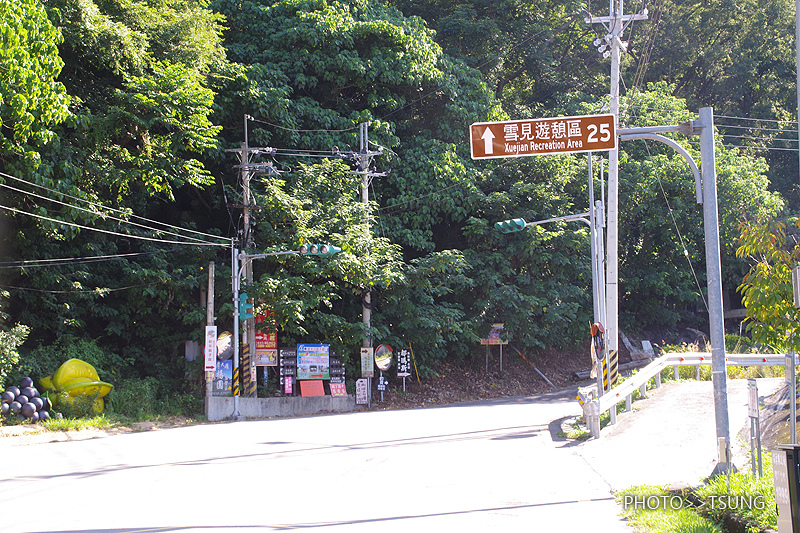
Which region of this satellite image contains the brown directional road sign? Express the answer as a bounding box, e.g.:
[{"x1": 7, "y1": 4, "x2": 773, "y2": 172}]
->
[{"x1": 470, "y1": 113, "x2": 616, "y2": 160}]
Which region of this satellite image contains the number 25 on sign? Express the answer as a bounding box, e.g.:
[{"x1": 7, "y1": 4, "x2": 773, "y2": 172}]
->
[{"x1": 470, "y1": 113, "x2": 616, "y2": 160}]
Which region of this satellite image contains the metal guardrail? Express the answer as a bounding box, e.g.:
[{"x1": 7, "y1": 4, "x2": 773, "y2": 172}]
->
[{"x1": 579, "y1": 352, "x2": 796, "y2": 438}]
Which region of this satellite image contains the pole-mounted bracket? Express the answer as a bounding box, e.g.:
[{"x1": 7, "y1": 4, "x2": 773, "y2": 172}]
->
[{"x1": 619, "y1": 127, "x2": 703, "y2": 204}]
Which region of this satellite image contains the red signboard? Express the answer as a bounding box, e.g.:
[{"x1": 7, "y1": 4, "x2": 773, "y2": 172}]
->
[
  {"x1": 255, "y1": 313, "x2": 278, "y2": 366},
  {"x1": 470, "y1": 113, "x2": 616, "y2": 160}
]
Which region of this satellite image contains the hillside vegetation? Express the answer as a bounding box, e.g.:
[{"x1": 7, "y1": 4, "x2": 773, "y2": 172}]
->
[{"x1": 0, "y1": 0, "x2": 796, "y2": 411}]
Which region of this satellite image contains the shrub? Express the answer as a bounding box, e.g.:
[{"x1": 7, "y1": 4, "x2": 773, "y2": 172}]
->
[
  {"x1": 108, "y1": 377, "x2": 159, "y2": 420},
  {"x1": 0, "y1": 324, "x2": 29, "y2": 391},
  {"x1": 15, "y1": 336, "x2": 133, "y2": 387},
  {"x1": 107, "y1": 377, "x2": 203, "y2": 419}
]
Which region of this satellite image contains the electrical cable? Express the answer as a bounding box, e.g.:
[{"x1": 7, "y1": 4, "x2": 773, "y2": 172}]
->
[
  {"x1": 642, "y1": 139, "x2": 709, "y2": 313},
  {"x1": 0, "y1": 181, "x2": 214, "y2": 245},
  {"x1": 248, "y1": 116, "x2": 359, "y2": 134},
  {"x1": 0, "y1": 171, "x2": 229, "y2": 243},
  {"x1": 0, "y1": 203, "x2": 228, "y2": 247},
  {"x1": 720, "y1": 134, "x2": 798, "y2": 144},
  {"x1": 370, "y1": 181, "x2": 388, "y2": 241},
  {"x1": 0, "y1": 283, "x2": 156, "y2": 294},
  {"x1": 0, "y1": 251, "x2": 166, "y2": 269}
]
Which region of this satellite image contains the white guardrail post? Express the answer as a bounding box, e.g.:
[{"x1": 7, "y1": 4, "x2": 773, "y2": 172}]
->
[{"x1": 581, "y1": 352, "x2": 797, "y2": 438}]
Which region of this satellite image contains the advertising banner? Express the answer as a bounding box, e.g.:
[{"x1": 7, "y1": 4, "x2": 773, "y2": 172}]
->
[
  {"x1": 213, "y1": 360, "x2": 233, "y2": 396},
  {"x1": 355, "y1": 379, "x2": 369, "y2": 405},
  {"x1": 204, "y1": 326, "x2": 217, "y2": 372},
  {"x1": 297, "y1": 343, "x2": 330, "y2": 380},
  {"x1": 255, "y1": 313, "x2": 278, "y2": 367}
]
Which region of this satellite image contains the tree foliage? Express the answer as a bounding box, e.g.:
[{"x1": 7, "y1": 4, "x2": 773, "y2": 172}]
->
[
  {"x1": 737, "y1": 218, "x2": 800, "y2": 351},
  {"x1": 0, "y1": 0, "x2": 796, "y2": 393},
  {"x1": 0, "y1": 0, "x2": 70, "y2": 172}
]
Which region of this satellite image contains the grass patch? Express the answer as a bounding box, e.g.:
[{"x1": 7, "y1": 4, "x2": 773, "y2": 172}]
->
[
  {"x1": 617, "y1": 485, "x2": 721, "y2": 533},
  {"x1": 693, "y1": 462, "x2": 777, "y2": 531},
  {"x1": 617, "y1": 453, "x2": 777, "y2": 533},
  {"x1": 41, "y1": 415, "x2": 115, "y2": 432},
  {"x1": 558, "y1": 417, "x2": 592, "y2": 440}
]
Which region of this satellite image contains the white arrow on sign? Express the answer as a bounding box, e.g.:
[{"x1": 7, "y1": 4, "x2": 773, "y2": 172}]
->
[{"x1": 481, "y1": 127, "x2": 495, "y2": 155}]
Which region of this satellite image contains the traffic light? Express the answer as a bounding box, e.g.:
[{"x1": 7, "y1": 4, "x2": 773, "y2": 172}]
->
[
  {"x1": 494, "y1": 218, "x2": 527, "y2": 233},
  {"x1": 238, "y1": 292, "x2": 253, "y2": 320},
  {"x1": 299, "y1": 244, "x2": 341, "y2": 257}
]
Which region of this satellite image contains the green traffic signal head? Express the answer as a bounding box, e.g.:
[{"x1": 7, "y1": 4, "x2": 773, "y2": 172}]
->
[
  {"x1": 494, "y1": 218, "x2": 527, "y2": 233},
  {"x1": 318, "y1": 244, "x2": 341, "y2": 256},
  {"x1": 300, "y1": 243, "x2": 341, "y2": 256},
  {"x1": 238, "y1": 292, "x2": 253, "y2": 320}
]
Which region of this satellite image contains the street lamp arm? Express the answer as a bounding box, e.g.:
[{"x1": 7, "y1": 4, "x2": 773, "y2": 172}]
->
[
  {"x1": 619, "y1": 132, "x2": 702, "y2": 203},
  {"x1": 524, "y1": 212, "x2": 591, "y2": 228},
  {"x1": 237, "y1": 250, "x2": 300, "y2": 280}
]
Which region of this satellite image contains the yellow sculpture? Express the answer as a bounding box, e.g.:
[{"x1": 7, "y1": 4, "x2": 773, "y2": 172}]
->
[{"x1": 39, "y1": 359, "x2": 113, "y2": 414}]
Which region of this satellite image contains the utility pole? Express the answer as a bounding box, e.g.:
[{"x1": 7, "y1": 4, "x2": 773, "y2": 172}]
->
[
  {"x1": 205, "y1": 261, "x2": 215, "y2": 418},
  {"x1": 796, "y1": 0, "x2": 800, "y2": 185},
  {"x1": 585, "y1": 0, "x2": 647, "y2": 382},
  {"x1": 582, "y1": 1, "x2": 732, "y2": 451},
  {"x1": 353, "y1": 123, "x2": 387, "y2": 349}
]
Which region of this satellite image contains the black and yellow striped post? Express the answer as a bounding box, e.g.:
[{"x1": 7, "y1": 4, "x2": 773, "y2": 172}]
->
[
  {"x1": 241, "y1": 344, "x2": 257, "y2": 397},
  {"x1": 232, "y1": 364, "x2": 240, "y2": 397},
  {"x1": 603, "y1": 349, "x2": 619, "y2": 391}
]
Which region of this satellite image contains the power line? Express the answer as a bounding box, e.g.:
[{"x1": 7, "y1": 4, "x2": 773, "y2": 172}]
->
[
  {"x1": 642, "y1": 138, "x2": 709, "y2": 313},
  {"x1": 0, "y1": 203, "x2": 228, "y2": 247},
  {"x1": 0, "y1": 171, "x2": 230, "y2": 243},
  {"x1": 0, "y1": 181, "x2": 214, "y2": 245},
  {"x1": 720, "y1": 133, "x2": 798, "y2": 144},
  {"x1": 0, "y1": 283, "x2": 155, "y2": 294},
  {"x1": 0, "y1": 251, "x2": 166, "y2": 269},
  {"x1": 247, "y1": 116, "x2": 358, "y2": 134}
]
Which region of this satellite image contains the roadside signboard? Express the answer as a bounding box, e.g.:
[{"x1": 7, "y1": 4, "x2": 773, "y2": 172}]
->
[
  {"x1": 297, "y1": 343, "x2": 329, "y2": 380},
  {"x1": 361, "y1": 347, "x2": 374, "y2": 378},
  {"x1": 397, "y1": 348, "x2": 412, "y2": 378},
  {"x1": 355, "y1": 379, "x2": 369, "y2": 405},
  {"x1": 213, "y1": 359, "x2": 232, "y2": 396},
  {"x1": 204, "y1": 326, "x2": 217, "y2": 372},
  {"x1": 480, "y1": 323, "x2": 508, "y2": 345},
  {"x1": 748, "y1": 379, "x2": 759, "y2": 419},
  {"x1": 470, "y1": 113, "x2": 616, "y2": 160},
  {"x1": 254, "y1": 314, "x2": 278, "y2": 367}
]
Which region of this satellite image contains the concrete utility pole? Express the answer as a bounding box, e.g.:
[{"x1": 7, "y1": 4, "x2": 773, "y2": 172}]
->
[
  {"x1": 205, "y1": 261, "x2": 215, "y2": 417},
  {"x1": 353, "y1": 123, "x2": 386, "y2": 349},
  {"x1": 796, "y1": 0, "x2": 800, "y2": 183},
  {"x1": 241, "y1": 139, "x2": 256, "y2": 398},
  {"x1": 585, "y1": 0, "x2": 647, "y2": 370}
]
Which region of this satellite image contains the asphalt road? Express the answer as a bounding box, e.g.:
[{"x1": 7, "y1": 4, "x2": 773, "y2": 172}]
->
[{"x1": 0, "y1": 377, "x2": 783, "y2": 533}]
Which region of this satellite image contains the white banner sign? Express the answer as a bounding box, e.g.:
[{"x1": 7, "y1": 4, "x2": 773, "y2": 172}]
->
[{"x1": 204, "y1": 326, "x2": 218, "y2": 372}]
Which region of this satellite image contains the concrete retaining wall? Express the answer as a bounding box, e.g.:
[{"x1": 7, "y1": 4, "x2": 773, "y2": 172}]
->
[{"x1": 207, "y1": 395, "x2": 356, "y2": 421}]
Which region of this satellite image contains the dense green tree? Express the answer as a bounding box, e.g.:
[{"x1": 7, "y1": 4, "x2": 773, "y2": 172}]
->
[
  {"x1": 737, "y1": 217, "x2": 800, "y2": 351},
  {"x1": 614, "y1": 84, "x2": 783, "y2": 327},
  {"x1": 626, "y1": 0, "x2": 799, "y2": 206},
  {"x1": 390, "y1": 0, "x2": 606, "y2": 117},
  {"x1": 1, "y1": 0, "x2": 232, "y2": 385},
  {"x1": 213, "y1": 0, "x2": 507, "y2": 364},
  {"x1": 0, "y1": 0, "x2": 70, "y2": 174}
]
